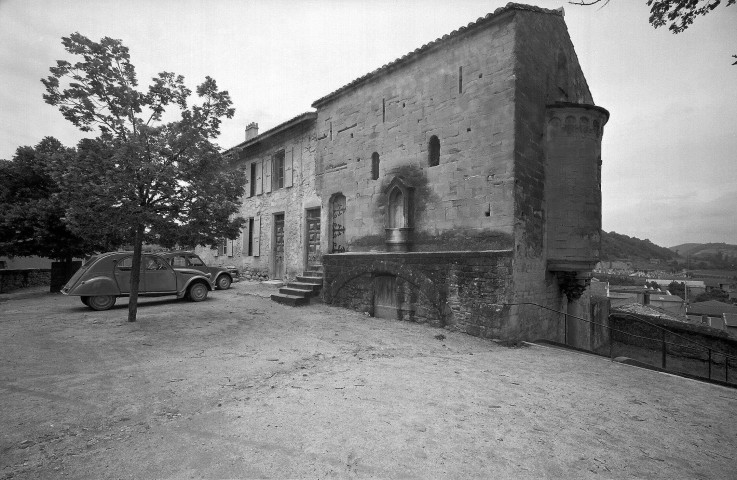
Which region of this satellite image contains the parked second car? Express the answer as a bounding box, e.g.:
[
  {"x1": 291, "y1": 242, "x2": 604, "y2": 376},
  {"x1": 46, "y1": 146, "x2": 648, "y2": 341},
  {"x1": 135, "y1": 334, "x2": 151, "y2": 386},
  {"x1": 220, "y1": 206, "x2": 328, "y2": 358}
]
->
[
  {"x1": 61, "y1": 252, "x2": 214, "y2": 311},
  {"x1": 157, "y1": 251, "x2": 239, "y2": 290}
]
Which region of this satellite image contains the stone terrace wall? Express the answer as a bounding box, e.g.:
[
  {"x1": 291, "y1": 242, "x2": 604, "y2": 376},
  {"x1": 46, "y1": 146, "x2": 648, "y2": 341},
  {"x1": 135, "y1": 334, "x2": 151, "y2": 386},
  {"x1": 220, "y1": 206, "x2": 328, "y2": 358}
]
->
[
  {"x1": 314, "y1": 10, "x2": 519, "y2": 253},
  {"x1": 322, "y1": 250, "x2": 515, "y2": 338},
  {"x1": 0, "y1": 269, "x2": 51, "y2": 294}
]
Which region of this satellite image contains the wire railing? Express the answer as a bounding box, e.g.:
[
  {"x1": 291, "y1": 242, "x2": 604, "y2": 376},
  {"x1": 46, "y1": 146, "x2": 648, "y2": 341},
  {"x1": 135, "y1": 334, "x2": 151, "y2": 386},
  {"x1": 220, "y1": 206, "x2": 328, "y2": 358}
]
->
[{"x1": 506, "y1": 302, "x2": 737, "y2": 385}]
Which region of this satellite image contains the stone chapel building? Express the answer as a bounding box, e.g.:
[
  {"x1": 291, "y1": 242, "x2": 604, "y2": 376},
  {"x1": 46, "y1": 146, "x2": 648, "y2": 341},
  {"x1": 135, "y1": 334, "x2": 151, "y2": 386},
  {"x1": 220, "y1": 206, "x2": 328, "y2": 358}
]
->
[{"x1": 198, "y1": 3, "x2": 609, "y2": 343}]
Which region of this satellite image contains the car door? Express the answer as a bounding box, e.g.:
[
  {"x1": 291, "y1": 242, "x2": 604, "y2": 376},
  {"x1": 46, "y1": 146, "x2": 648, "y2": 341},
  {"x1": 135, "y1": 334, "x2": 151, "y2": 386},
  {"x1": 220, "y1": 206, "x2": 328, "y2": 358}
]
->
[
  {"x1": 143, "y1": 255, "x2": 177, "y2": 293},
  {"x1": 114, "y1": 256, "x2": 138, "y2": 294}
]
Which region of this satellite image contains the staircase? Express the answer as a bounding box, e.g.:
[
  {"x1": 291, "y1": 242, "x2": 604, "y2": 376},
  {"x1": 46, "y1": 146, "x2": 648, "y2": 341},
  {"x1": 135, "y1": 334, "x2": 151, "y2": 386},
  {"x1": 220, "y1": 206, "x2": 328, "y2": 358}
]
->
[{"x1": 270, "y1": 267, "x2": 323, "y2": 307}]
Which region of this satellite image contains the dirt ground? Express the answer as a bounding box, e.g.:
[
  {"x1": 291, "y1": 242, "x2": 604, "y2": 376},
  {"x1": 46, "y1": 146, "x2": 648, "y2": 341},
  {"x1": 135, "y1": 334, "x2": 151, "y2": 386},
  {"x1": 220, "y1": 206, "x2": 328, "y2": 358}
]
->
[{"x1": 1, "y1": 282, "x2": 736, "y2": 479}]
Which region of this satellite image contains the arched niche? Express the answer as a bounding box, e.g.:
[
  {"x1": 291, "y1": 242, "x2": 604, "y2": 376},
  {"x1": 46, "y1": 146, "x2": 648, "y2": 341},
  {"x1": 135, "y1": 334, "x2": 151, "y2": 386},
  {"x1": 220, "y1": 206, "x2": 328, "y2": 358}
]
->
[{"x1": 384, "y1": 176, "x2": 414, "y2": 252}]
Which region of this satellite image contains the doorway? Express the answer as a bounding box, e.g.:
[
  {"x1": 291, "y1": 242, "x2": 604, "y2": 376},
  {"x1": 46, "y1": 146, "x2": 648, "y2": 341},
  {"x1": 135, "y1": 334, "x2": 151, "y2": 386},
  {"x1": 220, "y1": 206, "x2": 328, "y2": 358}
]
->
[
  {"x1": 306, "y1": 208, "x2": 322, "y2": 271},
  {"x1": 273, "y1": 213, "x2": 285, "y2": 279}
]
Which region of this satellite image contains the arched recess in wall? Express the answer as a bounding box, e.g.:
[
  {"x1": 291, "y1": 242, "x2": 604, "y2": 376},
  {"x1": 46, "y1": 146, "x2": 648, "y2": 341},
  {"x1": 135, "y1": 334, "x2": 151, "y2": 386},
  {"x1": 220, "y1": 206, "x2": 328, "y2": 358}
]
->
[
  {"x1": 428, "y1": 135, "x2": 440, "y2": 167},
  {"x1": 388, "y1": 187, "x2": 404, "y2": 228},
  {"x1": 371, "y1": 152, "x2": 380, "y2": 180},
  {"x1": 323, "y1": 260, "x2": 449, "y2": 325},
  {"x1": 330, "y1": 193, "x2": 347, "y2": 253}
]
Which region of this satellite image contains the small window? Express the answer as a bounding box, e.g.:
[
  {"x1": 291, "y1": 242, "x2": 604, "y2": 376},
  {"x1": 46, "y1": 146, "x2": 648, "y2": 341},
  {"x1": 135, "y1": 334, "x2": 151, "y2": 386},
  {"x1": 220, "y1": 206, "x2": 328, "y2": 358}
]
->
[
  {"x1": 428, "y1": 136, "x2": 440, "y2": 167},
  {"x1": 188, "y1": 255, "x2": 205, "y2": 266},
  {"x1": 272, "y1": 150, "x2": 285, "y2": 190},
  {"x1": 171, "y1": 256, "x2": 187, "y2": 267},
  {"x1": 247, "y1": 217, "x2": 255, "y2": 256},
  {"x1": 249, "y1": 162, "x2": 257, "y2": 197},
  {"x1": 117, "y1": 257, "x2": 133, "y2": 270},
  {"x1": 371, "y1": 152, "x2": 380, "y2": 180},
  {"x1": 145, "y1": 257, "x2": 168, "y2": 270}
]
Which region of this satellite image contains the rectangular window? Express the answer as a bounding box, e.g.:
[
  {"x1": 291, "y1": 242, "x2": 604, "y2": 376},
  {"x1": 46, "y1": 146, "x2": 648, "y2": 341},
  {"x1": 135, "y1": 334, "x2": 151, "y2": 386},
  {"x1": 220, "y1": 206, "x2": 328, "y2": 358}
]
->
[
  {"x1": 272, "y1": 150, "x2": 285, "y2": 190},
  {"x1": 249, "y1": 162, "x2": 257, "y2": 197},
  {"x1": 246, "y1": 217, "x2": 255, "y2": 256}
]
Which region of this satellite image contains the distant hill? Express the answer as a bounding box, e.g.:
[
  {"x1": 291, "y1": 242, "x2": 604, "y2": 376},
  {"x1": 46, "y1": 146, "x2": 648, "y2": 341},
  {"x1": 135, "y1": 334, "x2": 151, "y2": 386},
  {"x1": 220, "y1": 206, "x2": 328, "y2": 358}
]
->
[
  {"x1": 600, "y1": 231, "x2": 679, "y2": 263},
  {"x1": 669, "y1": 242, "x2": 737, "y2": 259},
  {"x1": 668, "y1": 242, "x2": 737, "y2": 270}
]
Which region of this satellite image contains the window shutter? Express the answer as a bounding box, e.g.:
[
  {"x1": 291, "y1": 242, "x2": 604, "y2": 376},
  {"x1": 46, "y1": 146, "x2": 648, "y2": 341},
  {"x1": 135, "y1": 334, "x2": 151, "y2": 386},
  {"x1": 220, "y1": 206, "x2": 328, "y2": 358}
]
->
[
  {"x1": 253, "y1": 216, "x2": 261, "y2": 256},
  {"x1": 255, "y1": 161, "x2": 263, "y2": 195},
  {"x1": 264, "y1": 157, "x2": 272, "y2": 193},
  {"x1": 284, "y1": 147, "x2": 293, "y2": 188},
  {"x1": 226, "y1": 239, "x2": 233, "y2": 257},
  {"x1": 245, "y1": 163, "x2": 252, "y2": 198}
]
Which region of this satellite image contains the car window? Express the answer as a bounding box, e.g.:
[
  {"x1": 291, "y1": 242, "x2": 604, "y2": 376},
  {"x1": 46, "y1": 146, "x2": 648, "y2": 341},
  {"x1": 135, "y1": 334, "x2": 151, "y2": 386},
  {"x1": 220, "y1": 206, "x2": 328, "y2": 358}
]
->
[
  {"x1": 188, "y1": 255, "x2": 205, "y2": 266},
  {"x1": 145, "y1": 256, "x2": 168, "y2": 270},
  {"x1": 116, "y1": 257, "x2": 133, "y2": 270},
  {"x1": 170, "y1": 256, "x2": 187, "y2": 267}
]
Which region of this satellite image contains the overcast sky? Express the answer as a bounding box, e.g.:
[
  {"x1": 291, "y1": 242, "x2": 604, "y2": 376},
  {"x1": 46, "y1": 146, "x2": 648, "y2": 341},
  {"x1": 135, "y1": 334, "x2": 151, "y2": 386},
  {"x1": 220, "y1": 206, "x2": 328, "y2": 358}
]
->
[{"x1": 1, "y1": 0, "x2": 735, "y2": 248}]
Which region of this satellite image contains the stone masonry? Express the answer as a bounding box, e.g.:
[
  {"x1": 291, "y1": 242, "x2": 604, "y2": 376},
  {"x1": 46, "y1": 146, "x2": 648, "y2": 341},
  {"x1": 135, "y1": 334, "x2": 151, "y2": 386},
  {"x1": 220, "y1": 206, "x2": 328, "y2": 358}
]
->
[{"x1": 208, "y1": 4, "x2": 608, "y2": 343}]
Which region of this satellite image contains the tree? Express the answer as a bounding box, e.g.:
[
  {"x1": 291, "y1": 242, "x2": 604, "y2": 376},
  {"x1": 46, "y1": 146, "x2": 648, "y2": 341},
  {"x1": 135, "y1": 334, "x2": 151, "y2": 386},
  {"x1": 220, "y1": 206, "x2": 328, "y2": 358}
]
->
[
  {"x1": 570, "y1": 0, "x2": 736, "y2": 63},
  {"x1": 42, "y1": 33, "x2": 246, "y2": 322},
  {"x1": 0, "y1": 137, "x2": 102, "y2": 264},
  {"x1": 667, "y1": 280, "x2": 685, "y2": 299}
]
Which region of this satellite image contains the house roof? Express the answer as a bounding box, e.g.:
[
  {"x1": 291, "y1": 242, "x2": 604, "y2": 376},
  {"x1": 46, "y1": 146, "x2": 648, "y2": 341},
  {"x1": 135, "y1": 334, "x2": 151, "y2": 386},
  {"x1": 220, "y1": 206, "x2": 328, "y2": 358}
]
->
[
  {"x1": 311, "y1": 3, "x2": 563, "y2": 108},
  {"x1": 688, "y1": 300, "x2": 737, "y2": 317},
  {"x1": 226, "y1": 112, "x2": 318, "y2": 155},
  {"x1": 649, "y1": 294, "x2": 683, "y2": 303}
]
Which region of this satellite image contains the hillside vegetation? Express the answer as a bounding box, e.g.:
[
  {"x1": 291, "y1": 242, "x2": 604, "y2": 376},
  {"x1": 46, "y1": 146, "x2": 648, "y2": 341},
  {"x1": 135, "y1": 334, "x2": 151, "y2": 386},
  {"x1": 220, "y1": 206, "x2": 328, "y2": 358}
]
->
[{"x1": 600, "y1": 231, "x2": 679, "y2": 262}]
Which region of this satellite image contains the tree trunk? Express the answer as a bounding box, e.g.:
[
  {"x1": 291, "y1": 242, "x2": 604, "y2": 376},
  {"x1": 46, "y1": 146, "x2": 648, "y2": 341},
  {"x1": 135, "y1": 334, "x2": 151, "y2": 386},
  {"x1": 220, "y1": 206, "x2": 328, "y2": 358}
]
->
[{"x1": 128, "y1": 223, "x2": 145, "y2": 323}]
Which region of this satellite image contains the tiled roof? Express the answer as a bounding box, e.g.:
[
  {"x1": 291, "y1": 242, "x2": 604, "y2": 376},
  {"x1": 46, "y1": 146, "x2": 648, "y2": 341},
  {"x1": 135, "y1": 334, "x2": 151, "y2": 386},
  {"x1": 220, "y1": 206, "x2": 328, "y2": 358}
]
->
[
  {"x1": 311, "y1": 3, "x2": 562, "y2": 108},
  {"x1": 226, "y1": 112, "x2": 317, "y2": 155}
]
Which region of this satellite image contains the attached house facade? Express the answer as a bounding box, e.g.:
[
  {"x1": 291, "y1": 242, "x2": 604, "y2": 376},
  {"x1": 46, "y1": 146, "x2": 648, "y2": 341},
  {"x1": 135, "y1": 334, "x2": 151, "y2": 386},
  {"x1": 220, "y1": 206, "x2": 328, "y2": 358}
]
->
[{"x1": 199, "y1": 3, "x2": 609, "y2": 343}]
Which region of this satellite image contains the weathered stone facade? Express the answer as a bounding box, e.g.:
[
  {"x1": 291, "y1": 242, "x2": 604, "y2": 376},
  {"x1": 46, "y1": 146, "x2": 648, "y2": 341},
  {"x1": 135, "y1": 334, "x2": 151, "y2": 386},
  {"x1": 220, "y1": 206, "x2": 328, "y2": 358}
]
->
[{"x1": 209, "y1": 4, "x2": 608, "y2": 342}]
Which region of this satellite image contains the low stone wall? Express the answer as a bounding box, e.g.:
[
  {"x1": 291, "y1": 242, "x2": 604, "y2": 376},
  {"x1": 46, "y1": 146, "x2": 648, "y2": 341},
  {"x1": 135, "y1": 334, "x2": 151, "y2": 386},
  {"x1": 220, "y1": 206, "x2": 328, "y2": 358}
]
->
[
  {"x1": 609, "y1": 310, "x2": 737, "y2": 363},
  {"x1": 322, "y1": 250, "x2": 513, "y2": 338},
  {"x1": 0, "y1": 269, "x2": 51, "y2": 293},
  {"x1": 240, "y1": 266, "x2": 270, "y2": 282}
]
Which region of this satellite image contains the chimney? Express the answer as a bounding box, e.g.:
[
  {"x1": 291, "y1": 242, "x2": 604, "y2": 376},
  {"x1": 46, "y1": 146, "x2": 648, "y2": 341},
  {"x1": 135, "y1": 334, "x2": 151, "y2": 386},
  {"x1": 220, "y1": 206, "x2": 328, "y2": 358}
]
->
[{"x1": 246, "y1": 122, "x2": 259, "y2": 141}]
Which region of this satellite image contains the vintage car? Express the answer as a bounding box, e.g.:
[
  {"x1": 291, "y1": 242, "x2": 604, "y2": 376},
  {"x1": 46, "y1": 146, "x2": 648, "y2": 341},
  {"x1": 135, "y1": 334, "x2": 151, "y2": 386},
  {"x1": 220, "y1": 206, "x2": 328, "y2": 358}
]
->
[
  {"x1": 61, "y1": 252, "x2": 214, "y2": 311},
  {"x1": 157, "y1": 251, "x2": 239, "y2": 290}
]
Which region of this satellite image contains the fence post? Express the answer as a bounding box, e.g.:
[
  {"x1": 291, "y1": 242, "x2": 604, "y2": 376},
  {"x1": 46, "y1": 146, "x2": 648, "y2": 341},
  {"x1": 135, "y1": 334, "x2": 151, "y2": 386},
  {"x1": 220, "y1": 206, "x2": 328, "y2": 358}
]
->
[
  {"x1": 564, "y1": 313, "x2": 568, "y2": 345},
  {"x1": 726, "y1": 356, "x2": 729, "y2": 383},
  {"x1": 708, "y1": 349, "x2": 712, "y2": 380},
  {"x1": 661, "y1": 330, "x2": 666, "y2": 369}
]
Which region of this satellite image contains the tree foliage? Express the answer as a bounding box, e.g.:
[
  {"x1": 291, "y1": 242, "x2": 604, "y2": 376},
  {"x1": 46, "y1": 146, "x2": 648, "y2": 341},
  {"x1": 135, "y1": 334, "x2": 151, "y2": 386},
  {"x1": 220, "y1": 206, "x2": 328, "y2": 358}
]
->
[
  {"x1": 0, "y1": 137, "x2": 102, "y2": 261},
  {"x1": 42, "y1": 33, "x2": 246, "y2": 321}
]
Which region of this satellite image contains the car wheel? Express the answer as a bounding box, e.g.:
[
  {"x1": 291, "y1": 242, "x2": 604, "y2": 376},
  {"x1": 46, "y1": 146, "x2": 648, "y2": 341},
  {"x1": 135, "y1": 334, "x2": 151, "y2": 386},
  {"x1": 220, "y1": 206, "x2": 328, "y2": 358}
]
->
[
  {"x1": 87, "y1": 295, "x2": 116, "y2": 311},
  {"x1": 81, "y1": 296, "x2": 90, "y2": 306},
  {"x1": 216, "y1": 274, "x2": 232, "y2": 290},
  {"x1": 187, "y1": 282, "x2": 208, "y2": 302}
]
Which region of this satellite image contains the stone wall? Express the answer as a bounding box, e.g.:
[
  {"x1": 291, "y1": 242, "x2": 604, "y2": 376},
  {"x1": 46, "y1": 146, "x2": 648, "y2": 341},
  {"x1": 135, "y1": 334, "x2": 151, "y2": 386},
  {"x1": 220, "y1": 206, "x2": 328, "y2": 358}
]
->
[
  {"x1": 322, "y1": 250, "x2": 514, "y2": 338},
  {"x1": 314, "y1": 10, "x2": 520, "y2": 254},
  {"x1": 0, "y1": 269, "x2": 51, "y2": 293},
  {"x1": 198, "y1": 121, "x2": 318, "y2": 281}
]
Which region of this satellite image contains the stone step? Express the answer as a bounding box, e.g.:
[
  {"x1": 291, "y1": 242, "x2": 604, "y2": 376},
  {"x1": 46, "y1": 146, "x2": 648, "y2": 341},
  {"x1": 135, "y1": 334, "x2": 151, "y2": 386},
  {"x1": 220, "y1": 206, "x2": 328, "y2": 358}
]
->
[
  {"x1": 279, "y1": 286, "x2": 314, "y2": 297},
  {"x1": 304, "y1": 270, "x2": 323, "y2": 277},
  {"x1": 270, "y1": 293, "x2": 309, "y2": 307},
  {"x1": 288, "y1": 281, "x2": 321, "y2": 293},
  {"x1": 296, "y1": 275, "x2": 323, "y2": 284}
]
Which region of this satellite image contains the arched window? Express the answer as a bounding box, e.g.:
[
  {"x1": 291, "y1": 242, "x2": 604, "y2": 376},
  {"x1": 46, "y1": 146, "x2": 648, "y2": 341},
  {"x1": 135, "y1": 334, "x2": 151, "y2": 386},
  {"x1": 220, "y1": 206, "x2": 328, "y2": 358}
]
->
[
  {"x1": 388, "y1": 187, "x2": 404, "y2": 228},
  {"x1": 371, "y1": 152, "x2": 380, "y2": 180},
  {"x1": 428, "y1": 136, "x2": 440, "y2": 167}
]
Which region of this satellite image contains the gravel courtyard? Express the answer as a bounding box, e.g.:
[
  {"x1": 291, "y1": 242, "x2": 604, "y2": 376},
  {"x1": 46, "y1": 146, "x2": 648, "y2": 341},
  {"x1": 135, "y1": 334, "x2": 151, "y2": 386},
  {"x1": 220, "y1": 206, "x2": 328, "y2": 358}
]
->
[{"x1": 1, "y1": 282, "x2": 735, "y2": 479}]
